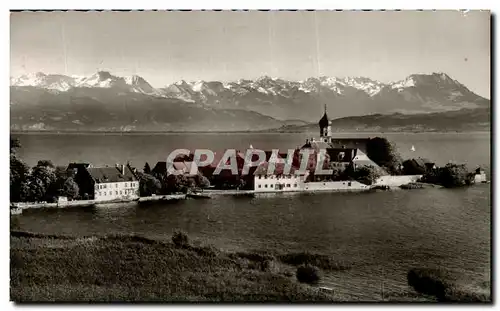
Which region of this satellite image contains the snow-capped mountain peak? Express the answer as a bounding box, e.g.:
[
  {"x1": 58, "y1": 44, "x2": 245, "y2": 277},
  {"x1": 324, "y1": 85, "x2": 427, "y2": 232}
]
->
[
  {"x1": 390, "y1": 76, "x2": 416, "y2": 90},
  {"x1": 78, "y1": 71, "x2": 124, "y2": 88}
]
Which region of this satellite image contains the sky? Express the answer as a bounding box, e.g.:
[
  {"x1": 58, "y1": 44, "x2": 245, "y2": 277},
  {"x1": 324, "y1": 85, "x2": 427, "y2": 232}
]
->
[{"x1": 10, "y1": 10, "x2": 490, "y2": 97}]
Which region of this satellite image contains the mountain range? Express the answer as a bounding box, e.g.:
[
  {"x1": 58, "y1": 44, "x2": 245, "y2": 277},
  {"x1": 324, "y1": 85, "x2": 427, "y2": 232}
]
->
[{"x1": 10, "y1": 71, "x2": 490, "y2": 132}]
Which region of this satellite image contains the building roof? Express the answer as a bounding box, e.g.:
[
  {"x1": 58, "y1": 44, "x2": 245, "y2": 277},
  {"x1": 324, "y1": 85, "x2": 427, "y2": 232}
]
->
[
  {"x1": 67, "y1": 163, "x2": 91, "y2": 171},
  {"x1": 301, "y1": 140, "x2": 331, "y2": 151},
  {"x1": 319, "y1": 111, "x2": 330, "y2": 128},
  {"x1": 87, "y1": 166, "x2": 137, "y2": 183},
  {"x1": 326, "y1": 148, "x2": 357, "y2": 163},
  {"x1": 327, "y1": 138, "x2": 370, "y2": 153}
]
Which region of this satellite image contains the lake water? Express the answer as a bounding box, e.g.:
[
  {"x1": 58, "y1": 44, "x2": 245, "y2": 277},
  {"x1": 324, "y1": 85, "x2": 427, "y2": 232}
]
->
[{"x1": 11, "y1": 132, "x2": 491, "y2": 300}]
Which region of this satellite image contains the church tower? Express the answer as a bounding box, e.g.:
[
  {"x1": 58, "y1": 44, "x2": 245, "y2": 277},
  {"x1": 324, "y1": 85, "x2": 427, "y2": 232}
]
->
[{"x1": 318, "y1": 104, "x2": 332, "y2": 141}]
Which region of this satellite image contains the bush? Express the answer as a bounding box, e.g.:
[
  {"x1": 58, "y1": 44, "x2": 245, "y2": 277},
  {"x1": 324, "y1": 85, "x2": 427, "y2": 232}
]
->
[
  {"x1": 407, "y1": 268, "x2": 491, "y2": 302},
  {"x1": 172, "y1": 230, "x2": 189, "y2": 248},
  {"x1": 347, "y1": 165, "x2": 381, "y2": 186},
  {"x1": 279, "y1": 252, "x2": 350, "y2": 271},
  {"x1": 407, "y1": 268, "x2": 451, "y2": 300},
  {"x1": 296, "y1": 265, "x2": 321, "y2": 284},
  {"x1": 421, "y1": 163, "x2": 474, "y2": 188}
]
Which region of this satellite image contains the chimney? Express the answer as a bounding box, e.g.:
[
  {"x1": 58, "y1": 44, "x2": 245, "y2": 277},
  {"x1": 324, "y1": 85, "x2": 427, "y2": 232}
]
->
[{"x1": 122, "y1": 164, "x2": 125, "y2": 175}]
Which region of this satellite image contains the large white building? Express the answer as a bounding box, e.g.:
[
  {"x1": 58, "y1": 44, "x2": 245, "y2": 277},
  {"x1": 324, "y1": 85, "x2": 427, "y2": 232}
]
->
[
  {"x1": 88, "y1": 164, "x2": 140, "y2": 202},
  {"x1": 253, "y1": 162, "x2": 308, "y2": 192}
]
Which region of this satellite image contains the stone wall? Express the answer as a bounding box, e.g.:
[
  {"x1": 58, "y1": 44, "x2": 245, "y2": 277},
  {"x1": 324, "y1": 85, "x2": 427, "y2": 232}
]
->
[
  {"x1": 374, "y1": 175, "x2": 422, "y2": 187},
  {"x1": 303, "y1": 181, "x2": 370, "y2": 192}
]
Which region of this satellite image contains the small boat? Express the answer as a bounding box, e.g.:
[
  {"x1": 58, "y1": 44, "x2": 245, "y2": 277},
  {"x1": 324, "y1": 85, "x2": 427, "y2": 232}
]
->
[{"x1": 411, "y1": 145, "x2": 416, "y2": 152}]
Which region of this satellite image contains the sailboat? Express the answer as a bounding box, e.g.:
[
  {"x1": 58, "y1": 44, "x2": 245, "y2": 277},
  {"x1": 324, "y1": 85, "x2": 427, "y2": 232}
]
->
[{"x1": 411, "y1": 145, "x2": 416, "y2": 152}]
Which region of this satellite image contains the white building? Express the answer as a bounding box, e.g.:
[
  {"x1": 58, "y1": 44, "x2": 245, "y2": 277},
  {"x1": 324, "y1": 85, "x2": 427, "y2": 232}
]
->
[
  {"x1": 254, "y1": 162, "x2": 308, "y2": 192},
  {"x1": 88, "y1": 164, "x2": 140, "y2": 202}
]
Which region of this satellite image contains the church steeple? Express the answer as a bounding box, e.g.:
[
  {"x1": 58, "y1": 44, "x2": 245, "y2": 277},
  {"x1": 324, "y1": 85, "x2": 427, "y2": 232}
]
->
[{"x1": 318, "y1": 104, "x2": 331, "y2": 138}]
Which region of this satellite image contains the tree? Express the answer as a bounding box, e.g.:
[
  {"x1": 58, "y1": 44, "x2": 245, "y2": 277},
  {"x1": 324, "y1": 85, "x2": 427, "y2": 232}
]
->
[
  {"x1": 136, "y1": 172, "x2": 162, "y2": 197},
  {"x1": 10, "y1": 138, "x2": 31, "y2": 202},
  {"x1": 62, "y1": 177, "x2": 80, "y2": 200},
  {"x1": 10, "y1": 138, "x2": 21, "y2": 154},
  {"x1": 10, "y1": 155, "x2": 31, "y2": 202},
  {"x1": 27, "y1": 164, "x2": 57, "y2": 202},
  {"x1": 37, "y1": 160, "x2": 55, "y2": 168},
  {"x1": 144, "y1": 162, "x2": 152, "y2": 174},
  {"x1": 366, "y1": 137, "x2": 402, "y2": 174}
]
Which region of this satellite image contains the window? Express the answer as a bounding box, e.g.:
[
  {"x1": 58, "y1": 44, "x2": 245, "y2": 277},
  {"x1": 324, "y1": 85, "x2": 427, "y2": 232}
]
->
[
  {"x1": 348, "y1": 182, "x2": 352, "y2": 187},
  {"x1": 98, "y1": 192, "x2": 101, "y2": 196},
  {"x1": 264, "y1": 176, "x2": 267, "y2": 179},
  {"x1": 104, "y1": 192, "x2": 106, "y2": 196},
  {"x1": 258, "y1": 185, "x2": 261, "y2": 188},
  {"x1": 103, "y1": 184, "x2": 107, "y2": 189},
  {"x1": 258, "y1": 176, "x2": 261, "y2": 179},
  {"x1": 270, "y1": 184, "x2": 273, "y2": 188},
  {"x1": 125, "y1": 183, "x2": 128, "y2": 187},
  {"x1": 265, "y1": 184, "x2": 268, "y2": 188},
  {"x1": 120, "y1": 191, "x2": 122, "y2": 195},
  {"x1": 116, "y1": 184, "x2": 118, "y2": 188},
  {"x1": 294, "y1": 184, "x2": 297, "y2": 187},
  {"x1": 287, "y1": 184, "x2": 290, "y2": 187},
  {"x1": 115, "y1": 191, "x2": 118, "y2": 195}
]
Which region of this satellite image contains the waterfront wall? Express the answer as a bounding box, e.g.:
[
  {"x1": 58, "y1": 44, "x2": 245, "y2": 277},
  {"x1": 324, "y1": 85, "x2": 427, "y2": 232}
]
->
[
  {"x1": 303, "y1": 181, "x2": 370, "y2": 192},
  {"x1": 374, "y1": 175, "x2": 422, "y2": 187},
  {"x1": 138, "y1": 194, "x2": 186, "y2": 202}
]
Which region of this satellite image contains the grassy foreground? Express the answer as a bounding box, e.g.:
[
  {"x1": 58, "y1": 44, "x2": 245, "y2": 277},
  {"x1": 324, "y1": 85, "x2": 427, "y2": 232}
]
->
[
  {"x1": 10, "y1": 230, "x2": 490, "y2": 303},
  {"x1": 10, "y1": 231, "x2": 347, "y2": 302}
]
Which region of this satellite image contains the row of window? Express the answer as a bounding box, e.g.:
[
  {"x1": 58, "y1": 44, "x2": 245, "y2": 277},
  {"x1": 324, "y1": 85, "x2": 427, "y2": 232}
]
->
[
  {"x1": 257, "y1": 175, "x2": 296, "y2": 180},
  {"x1": 97, "y1": 182, "x2": 137, "y2": 190},
  {"x1": 257, "y1": 183, "x2": 297, "y2": 188},
  {"x1": 97, "y1": 189, "x2": 137, "y2": 196}
]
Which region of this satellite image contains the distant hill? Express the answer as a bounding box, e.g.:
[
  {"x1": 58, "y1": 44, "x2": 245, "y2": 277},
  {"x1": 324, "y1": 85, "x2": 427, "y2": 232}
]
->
[
  {"x1": 10, "y1": 87, "x2": 283, "y2": 132},
  {"x1": 272, "y1": 107, "x2": 491, "y2": 133},
  {"x1": 10, "y1": 71, "x2": 490, "y2": 132}
]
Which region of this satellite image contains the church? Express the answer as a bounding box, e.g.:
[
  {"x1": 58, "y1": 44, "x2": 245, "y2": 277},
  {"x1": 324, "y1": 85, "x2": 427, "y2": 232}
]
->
[{"x1": 301, "y1": 105, "x2": 386, "y2": 174}]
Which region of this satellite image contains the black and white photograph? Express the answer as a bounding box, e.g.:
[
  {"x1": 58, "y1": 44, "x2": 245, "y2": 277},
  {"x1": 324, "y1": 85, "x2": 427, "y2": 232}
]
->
[{"x1": 9, "y1": 9, "x2": 491, "y2": 303}]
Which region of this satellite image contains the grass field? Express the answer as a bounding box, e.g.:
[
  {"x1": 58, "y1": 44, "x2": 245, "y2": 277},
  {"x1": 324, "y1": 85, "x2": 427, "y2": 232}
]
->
[
  {"x1": 10, "y1": 230, "x2": 490, "y2": 303},
  {"x1": 10, "y1": 231, "x2": 350, "y2": 302}
]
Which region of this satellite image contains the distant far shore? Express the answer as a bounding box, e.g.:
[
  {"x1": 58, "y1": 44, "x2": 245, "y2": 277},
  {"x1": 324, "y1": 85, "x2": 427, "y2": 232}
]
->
[{"x1": 10, "y1": 130, "x2": 491, "y2": 135}]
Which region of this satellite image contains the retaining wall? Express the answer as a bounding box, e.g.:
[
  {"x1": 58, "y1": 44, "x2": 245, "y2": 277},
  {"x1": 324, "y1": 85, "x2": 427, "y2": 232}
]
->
[
  {"x1": 374, "y1": 175, "x2": 422, "y2": 187},
  {"x1": 303, "y1": 181, "x2": 370, "y2": 192}
]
